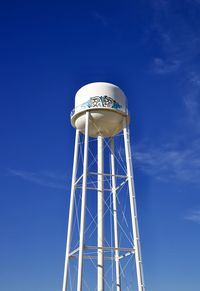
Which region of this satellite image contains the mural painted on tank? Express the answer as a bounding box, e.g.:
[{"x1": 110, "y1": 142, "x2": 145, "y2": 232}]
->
[
  {"x1": 85, "y1": 96, "x2": 122, "y2": 109},
  {"x1": 71, "y1": 96, "x2": 123, "y2": 117}
]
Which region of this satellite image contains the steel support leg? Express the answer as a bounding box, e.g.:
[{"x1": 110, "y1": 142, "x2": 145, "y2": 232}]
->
[
  {"x1": 123, "y1": 119, "x2": 145, "y2": 291},
  {"x1": 62, "y1": 129, "x2": 80, "y2": 291},
  {"x1": 110, "y1": 137, "x2": 121, "y2": 291},
  {"x1": 97, "y1": 135, "x2": 104, "y2": 291},
  {"x1": 77, "y1": 112, "x2": 90, "y2": 291}
]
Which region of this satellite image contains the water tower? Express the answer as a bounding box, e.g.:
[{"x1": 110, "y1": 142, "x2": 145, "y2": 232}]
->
[{"x1": 62, "y1": 82, "x2": 145, "y2": 291}]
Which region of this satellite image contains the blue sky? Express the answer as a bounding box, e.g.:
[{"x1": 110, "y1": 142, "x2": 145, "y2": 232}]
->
[{"x1": 1, "y1": 0, "x2": 200, "y2": 290}]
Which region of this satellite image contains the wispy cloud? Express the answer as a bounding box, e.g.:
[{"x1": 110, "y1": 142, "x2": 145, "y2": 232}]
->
[
  {"x1": 185, "y1": 209, "x2": 200, "y2": 224},
  {"x1": 184, "y1": 94, "x2": 199, "y2": 123},
  {"x1": 142, "y1": 1, "x2": 200, "y2": 182},
  {"x1": 92, "y1": 11, "x2": 109, "y2": 27},
  {"x1": 151, "y1": 57, "x2": 181, "y2": 74},
  {"x1": 133, "y1": 139, "x2": 200, "y2": 184},
  {"x1": 189, "y1": 72, "x2": 200, "y2": 87},
  {"x1": 148, "y1": 1, "x2": 200, "y2": 75},
  {"x1": 133, "y1": 66, "x2": 200, "y2": 183},
  {"x1": 183, "y1": 71, "x2": 200, "y2": 130},
  {"x1": 8, "y1": 169, "x2": 67, "y2": 190}
]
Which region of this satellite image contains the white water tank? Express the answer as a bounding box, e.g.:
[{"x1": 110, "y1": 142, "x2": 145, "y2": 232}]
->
[{"x1": 71, "y1": 82, "x2": 129, "y2": 137}]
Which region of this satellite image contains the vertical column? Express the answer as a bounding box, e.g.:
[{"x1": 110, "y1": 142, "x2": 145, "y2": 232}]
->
[
  {"x1": 77, "y1": 111, "x2": 90, "y2": 291},
  {"x1": 110, "y1": 137, "x2": 121, "y2": 291},
  {"x1": 97, "y1": 135, "x2": 104, "y2": 291},
  {"x1": 62, "y1": 129, "x2": 80, "y2": 291},
  {"x1": 123, "y1": 119, "x2": 145, "y2": 291}
]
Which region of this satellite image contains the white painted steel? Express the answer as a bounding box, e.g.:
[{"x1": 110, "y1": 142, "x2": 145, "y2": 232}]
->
[
  {"x1": 62, "y1": 129, "x2": 80, "y2": 291},
  {"x1": 71, "y1": 82, "x2": 129, "y2": 137},
  {"x1": 85, "y1": 246, "x2": 133, "y2": 252},
  {"x1": 73, "y1": 109, "x2": 125, "y2": 138},
  {"x1": 74, "y1": 82, "x2": 127, "y2": 113},
  {"x1": 77, "y1": 112, "x2": 89, "y2": 291},
  {"x1": 97, "y1": 135, "x2": 104, "y2": 291},
  {"x1": 110, "y1": 137, "x2": 121, "y2": 291},
  {"x1": 63, "y1": 83, "x2": 146, "y2": 290},
  {"x1": 123, "y1": 120, "x2": 145, "y2": 291}
]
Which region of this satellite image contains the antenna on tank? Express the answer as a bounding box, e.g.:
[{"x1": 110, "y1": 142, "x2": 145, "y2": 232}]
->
[{"x1": 62, "y1": 82, "x2": 145, "y2": 291}]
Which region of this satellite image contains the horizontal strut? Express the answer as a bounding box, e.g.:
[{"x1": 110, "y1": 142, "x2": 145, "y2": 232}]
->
[
  {"x1": 85, "y1": 245, "x2": 134, "y2": 252},
  {"x1": 69, "y1": 246, "x2": 135, "y2": 257},
  {"x1": 88, "y1": 172, "x2": 128, "y2": 179},
  {"x1": 76, "y1": 179, "x2": 128, "y2": 193}
]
